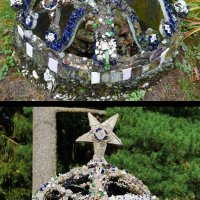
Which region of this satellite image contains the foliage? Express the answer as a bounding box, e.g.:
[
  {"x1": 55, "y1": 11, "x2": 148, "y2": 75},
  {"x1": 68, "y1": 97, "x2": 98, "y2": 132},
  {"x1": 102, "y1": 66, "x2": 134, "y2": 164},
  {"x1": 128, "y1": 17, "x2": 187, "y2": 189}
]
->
[
  {"x1": 0, "y1": 0, "x2": 16, "y2": 80},
  {"x1": 175, "y1": 61, "x2": 192, "y2": 74},
  {"x1": 105, "y1": 107, "x2": 200, "y2": 200},
  {"x1": 183, "y1": 1, "x2": 200, "y2": 39},
  {"x1": 179, "y1": 78, "x2": 200, "y2": 100},
  {"x1": 56, "y1": 112, "x2": 92, "y2": 173},
  {"x1": 127, "y1": 89, "x2": 146, "y2": 101},
  {"x1": 0, "y1": 107, "x2": 32, "y2": 200},
  {"x1": 144, "y1": 107, "x2": 200, "y2": 120}
]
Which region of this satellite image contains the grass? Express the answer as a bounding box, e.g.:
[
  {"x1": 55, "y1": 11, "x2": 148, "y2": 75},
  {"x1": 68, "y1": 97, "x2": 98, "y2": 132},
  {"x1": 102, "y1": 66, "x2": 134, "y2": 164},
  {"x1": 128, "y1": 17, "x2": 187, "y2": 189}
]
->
[
  {"x1": 177, "y1": 0, "x2": 200, "y2": 100},
  {"x1": 0, "y1": 0, "x2": 16, "y2": 80}
]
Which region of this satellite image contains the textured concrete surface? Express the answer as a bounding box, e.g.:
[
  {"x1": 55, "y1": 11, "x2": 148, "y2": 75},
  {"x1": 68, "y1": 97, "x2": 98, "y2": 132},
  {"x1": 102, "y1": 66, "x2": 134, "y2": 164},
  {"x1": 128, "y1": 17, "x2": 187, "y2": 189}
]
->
[{"x1": 33, "y1": 107, "x2": 57, "y2": 192}]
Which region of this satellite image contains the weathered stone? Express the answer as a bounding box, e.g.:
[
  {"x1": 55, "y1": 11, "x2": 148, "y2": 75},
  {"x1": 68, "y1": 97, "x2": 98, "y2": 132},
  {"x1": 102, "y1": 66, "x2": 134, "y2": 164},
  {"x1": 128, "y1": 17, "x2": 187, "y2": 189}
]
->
[
  {"x1": 102, "y1": 72, "x2": 110, "y2": 83},
  {"x1": 33, "y1": 50, "x2": 48, "y2": 68},
  {"x1": 12, "y1": 0, "x2": 188, "y2": 100},
  {"x1": 110, "y1": 71, "x2": 122, "y2": 83}
]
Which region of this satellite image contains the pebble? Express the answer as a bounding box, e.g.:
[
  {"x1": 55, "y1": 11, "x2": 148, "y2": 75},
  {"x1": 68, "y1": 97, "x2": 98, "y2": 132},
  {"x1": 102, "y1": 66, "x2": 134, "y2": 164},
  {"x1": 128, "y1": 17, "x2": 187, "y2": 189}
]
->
[
  {"x1": 99, "y1": 18, "x2": 103, "y2": 23},
  {"x1": 140, "y1": 82, "x2": 150, "y2": 88},
  {"x1": 83, "y1": 57, "x2": 88, "y2": 61},
  {"x1": 32, "y1": 70, "x2": 39, "y2": 79}
]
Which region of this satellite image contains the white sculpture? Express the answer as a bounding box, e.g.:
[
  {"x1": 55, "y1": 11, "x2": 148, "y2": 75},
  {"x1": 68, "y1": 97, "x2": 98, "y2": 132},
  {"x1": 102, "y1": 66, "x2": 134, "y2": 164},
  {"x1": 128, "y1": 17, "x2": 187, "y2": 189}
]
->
[{"x1": 76, "y1": 112, "x2": 122, "y2": 165}]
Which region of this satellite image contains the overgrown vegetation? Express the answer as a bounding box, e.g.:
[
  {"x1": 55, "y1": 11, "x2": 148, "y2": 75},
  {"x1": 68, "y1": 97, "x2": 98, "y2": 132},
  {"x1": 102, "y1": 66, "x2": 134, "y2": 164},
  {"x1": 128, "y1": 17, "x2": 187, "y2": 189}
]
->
[
  {"x1": 0, "y1": 0, "x2": 16, "y2": 80},
  {"x1": 0, "y1": 107, "x2": 32, "y2": 200},
  {"x1": 176, "y1": 0, "x2": 200, "y2": 96},
  {"x1": 184, "y1": 1, "x2": 200, "y2": 39},
  {"x1": 126, "y1": 89, "x2": 146, "y2": 101}
]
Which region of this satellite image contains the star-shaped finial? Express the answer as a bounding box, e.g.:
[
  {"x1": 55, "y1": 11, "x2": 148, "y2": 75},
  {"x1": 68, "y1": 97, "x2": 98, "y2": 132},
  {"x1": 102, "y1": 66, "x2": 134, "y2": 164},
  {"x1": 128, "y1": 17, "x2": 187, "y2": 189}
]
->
[{"x1": 76, "y1": 113, "x2": 122, "y2": 165}]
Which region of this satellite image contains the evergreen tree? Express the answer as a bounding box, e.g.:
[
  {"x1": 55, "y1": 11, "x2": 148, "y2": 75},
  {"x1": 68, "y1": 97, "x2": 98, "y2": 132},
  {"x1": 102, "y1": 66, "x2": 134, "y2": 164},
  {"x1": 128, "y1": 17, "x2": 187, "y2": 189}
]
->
[
  {"x1": 105, "y1": 107, "x2": 200, "y2": 200},
  {"x1": 145, "y1": 107, "x2": 200, "y2": 120},
  {"x1": 0, "y1": 107, "x2": 32, "y2": 200}
]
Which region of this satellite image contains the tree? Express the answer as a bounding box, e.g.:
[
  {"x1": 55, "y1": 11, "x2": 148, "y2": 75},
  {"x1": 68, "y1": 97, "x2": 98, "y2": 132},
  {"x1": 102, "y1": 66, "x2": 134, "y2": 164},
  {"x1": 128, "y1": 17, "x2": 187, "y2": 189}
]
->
[
  {"x1": 105, "y1": 107, "x2": 200, "y2": 199},
  {"x1": 0, "y1": 107, "x2": 32, "y2": 200}
]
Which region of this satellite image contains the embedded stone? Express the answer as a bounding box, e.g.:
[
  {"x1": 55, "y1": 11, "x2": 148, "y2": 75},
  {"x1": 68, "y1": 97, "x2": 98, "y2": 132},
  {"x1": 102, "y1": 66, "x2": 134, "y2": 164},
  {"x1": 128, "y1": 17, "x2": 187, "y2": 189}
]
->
[
  {"x1": 110, "y1": 71, "x2": 122, "y2": 83},
  {"x1": 33, "y1": 50, "x2": 47, "y2": 68},
  {"x1": 98, "y1": 18, "x2": 103, "y2": 23},
  {"x1": 97, "y1": 54, "x2": 103, "y2": 61},
  {"x1": 101, "y1": 72, "x2": 110, "y2": 83},
  {"x1": 142, "y1": 64, "x2": 150, "y2": 73}
]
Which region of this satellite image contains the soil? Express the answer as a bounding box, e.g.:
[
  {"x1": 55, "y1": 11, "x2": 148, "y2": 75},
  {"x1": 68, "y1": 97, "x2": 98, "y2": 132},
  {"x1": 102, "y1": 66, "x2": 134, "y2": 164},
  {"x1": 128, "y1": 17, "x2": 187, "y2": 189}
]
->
[
  {"x1": 0, "y1": 67, "x2": 55, "y2": 101},
  {"x1": 143, "y1": 68, "x2": 188, "y2": 101}
]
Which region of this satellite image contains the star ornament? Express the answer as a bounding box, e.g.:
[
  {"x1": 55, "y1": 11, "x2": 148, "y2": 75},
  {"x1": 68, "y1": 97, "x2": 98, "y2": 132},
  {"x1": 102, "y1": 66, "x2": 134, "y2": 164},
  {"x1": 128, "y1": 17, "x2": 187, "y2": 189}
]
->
[
  {"x1": 76, "y1": 112, "x2": 122, "y2": 145},
  {"x1": 76, "y1": 113, "x2": 122, "y2": 165}
]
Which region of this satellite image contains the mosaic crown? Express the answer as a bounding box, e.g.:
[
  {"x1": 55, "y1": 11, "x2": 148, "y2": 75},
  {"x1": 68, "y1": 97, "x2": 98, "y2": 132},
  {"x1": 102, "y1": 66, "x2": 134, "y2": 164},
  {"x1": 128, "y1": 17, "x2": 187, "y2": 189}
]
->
[{"x1": 11, "y1": 0, "x2": 189, "y2": 99}]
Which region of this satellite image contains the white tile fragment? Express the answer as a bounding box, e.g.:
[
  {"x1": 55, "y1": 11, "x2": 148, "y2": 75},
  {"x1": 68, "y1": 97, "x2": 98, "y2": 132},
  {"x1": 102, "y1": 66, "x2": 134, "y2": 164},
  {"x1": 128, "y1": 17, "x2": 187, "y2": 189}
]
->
[
  {"x1": 26, "y1": 42, "x2": 33, "y2": 58},
  {"x1": 17, "y1": 25, "x2": 24, "y2": 38},
  {"x1": 122, "y1": 68, "x2": 132, "y2": 81},
  {"x1": 159, "y1": 48, "x2": 169, "y2": 67},
  {"x1": 142, "y1": 64, "x2": 150, "y2": 73},
  {"x1": 83, "y1": 57, "x2": 88, "y2": 61},
  {"x1": 91, "y1": 72, "x2": 100, "y2": 84},
  {"x1": 48, "y1": 57, "x2": 58, "y2": 73}
]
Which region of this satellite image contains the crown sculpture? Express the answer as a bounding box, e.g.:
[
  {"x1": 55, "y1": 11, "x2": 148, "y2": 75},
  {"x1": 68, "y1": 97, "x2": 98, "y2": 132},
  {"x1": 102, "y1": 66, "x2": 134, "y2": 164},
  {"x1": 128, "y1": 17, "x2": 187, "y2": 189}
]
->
[
  {"x1": 32, "y1": 113, "x2": 158, "y2": 199},
  {"x1": 11, "y1": 0, "x2": 189, "y2": 100}
]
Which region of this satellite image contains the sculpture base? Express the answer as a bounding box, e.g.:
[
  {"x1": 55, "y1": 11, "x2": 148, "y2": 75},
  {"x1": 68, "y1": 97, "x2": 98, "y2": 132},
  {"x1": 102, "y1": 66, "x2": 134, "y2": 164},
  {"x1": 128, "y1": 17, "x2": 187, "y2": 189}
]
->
[
  {"x1": 33, "y1": 164, "x2": 157, "y2": 199},
  {"x1": 87, "y1": 156, "x2": 108, "y2": 166},
  {"x1": 14, "y1": 26, "x2": 182, "y2": 101}
]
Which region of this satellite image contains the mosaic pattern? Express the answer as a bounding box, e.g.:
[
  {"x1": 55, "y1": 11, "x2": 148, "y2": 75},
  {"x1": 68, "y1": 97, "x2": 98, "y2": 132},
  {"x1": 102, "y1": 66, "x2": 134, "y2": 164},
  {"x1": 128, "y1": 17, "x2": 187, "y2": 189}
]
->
[
  {"x1": 76, "y1": 113, "x2": 122, "y2": 165},
  {"x1": 11, "y1": 0, "x2": 189, "y2": 99},
  {"x1": 11, "y1": 0, "x2": 188, "y2": 69},
  {"x1": 15, "y1": 25, "x2": 179, "y2": 85}
]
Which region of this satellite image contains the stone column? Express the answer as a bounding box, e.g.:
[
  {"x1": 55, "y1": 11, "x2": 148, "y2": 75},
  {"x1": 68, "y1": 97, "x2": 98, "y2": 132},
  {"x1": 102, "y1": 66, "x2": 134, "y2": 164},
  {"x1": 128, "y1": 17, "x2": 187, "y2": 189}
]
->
[
  {"x1": 32, "y1": 107, "x2": 57, "y2": 192},
  {"x1": 32, "y1": 107, "x2": 105, "y2": 192}
]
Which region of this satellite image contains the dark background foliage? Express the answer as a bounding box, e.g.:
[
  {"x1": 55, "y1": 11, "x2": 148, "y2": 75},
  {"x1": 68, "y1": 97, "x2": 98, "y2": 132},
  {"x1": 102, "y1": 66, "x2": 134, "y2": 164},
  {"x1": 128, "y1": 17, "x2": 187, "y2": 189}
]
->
[
  {"x1": 0, "y1": 107, "x2": 32, "y2": 200},
  {"x1": 0, "y1": 107, "x2": 200, "y2": 199}
]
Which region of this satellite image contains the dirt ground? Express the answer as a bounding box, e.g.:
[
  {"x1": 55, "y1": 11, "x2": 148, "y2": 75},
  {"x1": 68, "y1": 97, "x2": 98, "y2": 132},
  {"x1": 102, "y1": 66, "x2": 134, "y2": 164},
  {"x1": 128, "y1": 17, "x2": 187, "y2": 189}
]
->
[
  {"x1": 0, "y1": 67, "x2": 55, "y2": 101},
  {"x1": 143, "y1": 68, "x2": 188, "y2": 101}
]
